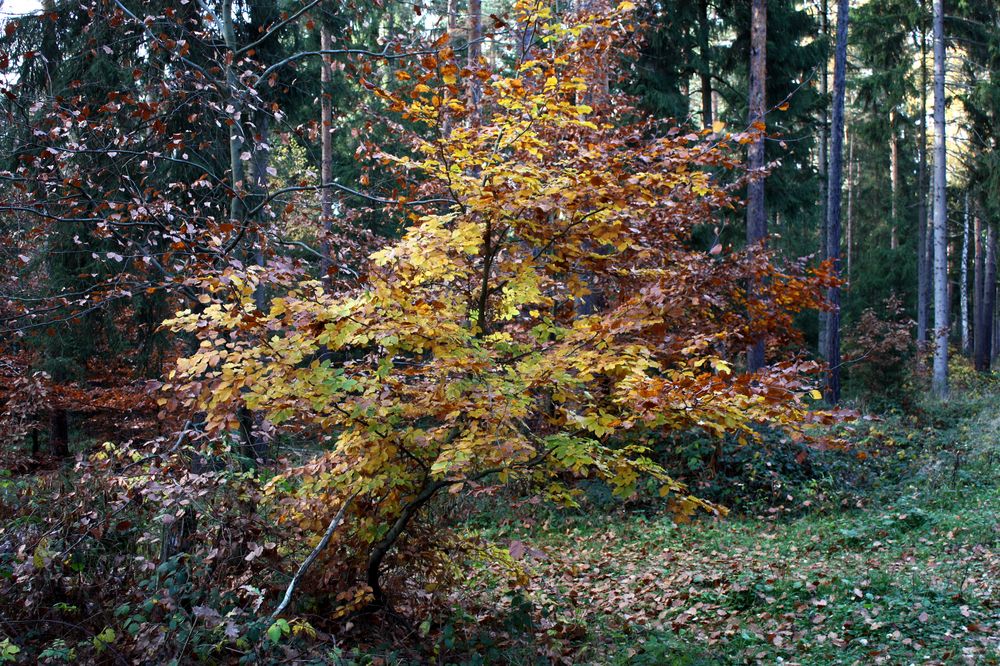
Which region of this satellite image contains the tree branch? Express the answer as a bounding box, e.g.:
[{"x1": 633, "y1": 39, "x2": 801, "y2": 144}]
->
[{"x1": 268, "y1": 492, "x2": 358, "y2": 621}]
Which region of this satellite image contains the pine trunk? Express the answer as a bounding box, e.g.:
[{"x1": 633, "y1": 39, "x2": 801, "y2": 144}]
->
[{"x1": 824, "y1": 0, "x2": 849, "y2": 404}]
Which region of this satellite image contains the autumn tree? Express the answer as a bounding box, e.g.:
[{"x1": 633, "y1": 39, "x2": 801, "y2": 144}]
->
[{"x1": 165, "y1": 0, "x2": 833, "y2": 613}]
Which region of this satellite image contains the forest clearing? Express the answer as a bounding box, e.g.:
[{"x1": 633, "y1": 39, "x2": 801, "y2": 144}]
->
[{"x1": 0, "y1": 0, "x2": 998, "y2": 663}]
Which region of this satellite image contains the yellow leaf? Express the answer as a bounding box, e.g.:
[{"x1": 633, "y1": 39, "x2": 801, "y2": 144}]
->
[{"x1": 712, "y1": 120, "x2": 726, "y2": 134}]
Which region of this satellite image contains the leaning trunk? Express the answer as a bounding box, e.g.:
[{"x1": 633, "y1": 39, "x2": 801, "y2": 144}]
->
[{"x1": 366, "y1": 481, "x2": 445, "y2": 608}]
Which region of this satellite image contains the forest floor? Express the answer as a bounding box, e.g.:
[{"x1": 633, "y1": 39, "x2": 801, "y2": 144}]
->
[
  {"x1": 444, "y1": 380, "x2": 1000, "y2": 665},
  {"x1": 2, "y1": 373, "x2": 998, "y2": 665}
]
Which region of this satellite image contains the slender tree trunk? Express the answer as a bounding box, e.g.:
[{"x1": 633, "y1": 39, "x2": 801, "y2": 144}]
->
[
  {"x1": 984, "y1": 225, "x2": 997, "y2": 369},
  {"x1": 222, "y1": 0, "x2": 246, "y2": 227},
  {"x1": 818, "y1": 0, "x2": 830, "y2": 358},
  {"x1": 366, "y1": 480, "x2": 446, "y2": 608},
  {"x1": 846, "y1": 129, "x2": 854, "y2": 281},
  {"x1": 746, "y1": 0, "x2": 767, "y2": 372},
  {"x1": 947, "y1": 239, "x2": 954, "y2": 333},
  {"x1": 994, "y1": 290, "x2": 1000, "y2": 366},
  {"x1": 890, "y1": 109, "x2": 899, "y2": 250},
  {"x1": 974, "y1": 214, "x2": 984, "y2": 366},
  {"x1": 994, "y1": 304, "x2": 1000, "y2": 365},
  {"x1": 698, "y1": 0, "x2": 712, "y2": 129},
  {"x1": 250, "y1": 114, "x2": 270, "y2": 311},
  {"x1": 48, "y1": 408, "x2": 69, "y2": 457},
  {"x1": 824, "y1": 0, "x2": 849, "y2": 404},
  {"x1": 222, "y1": 1, "x2": 268, "y2": 456},
  {"x1": 916, "y1": 0, "x2": 930, "y2": 346},
  {"x1": 467, "y1": 0, "x2": 482, "y2": 123},
  {"x1": 243, "y1": 113, "x2": 272, "y2": 462},
  {"x1": 319, "y1": 17, "x2": 335, "y2": 281},
  {"x1": 931, "y1": 0, "x2": 948, "y2": 397},
  {"x1": 960, "y1": 192, "x2": 970, "y2": 354}
]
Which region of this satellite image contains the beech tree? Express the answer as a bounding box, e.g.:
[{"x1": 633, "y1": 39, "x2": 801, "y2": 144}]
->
[{"x1": 165, "y1": 0, "x2": 833, "y2": 610}]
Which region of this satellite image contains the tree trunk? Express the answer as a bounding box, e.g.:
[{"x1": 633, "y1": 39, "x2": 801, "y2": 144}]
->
[
  {"x1": 931, "y1": 0, "x2": 948, "y2": 397},
  {"x1": 960, "y1": 192, "x2": 970, "y2": 354},
  {"x1": 994, "y1": 290, "x2": 1000, "y2": 366},
  {"x1": 974, "y1": 213, "x2": 984, "y2": 366},
  {"x1": 746, "y1": 0, "x2": 767, "y2": 372},
  {"x1": 977, "y1": 224, "x2": 997, "y2": 371},
  {"x1": 222, "y1": 0, "x2": 246, "y2": 227},
  {"x1": 366, "y1": 480, "x2": 446, "y2": 608},
  {"x1": 890, "y1": 109, "x2": 899, "y2": 249},
  {"x1": 698, "y1": 0, "x2": 713, "y2": 129},
  {"x1": 49, "y1": 408, "x2": 69, "y2": 457},
  {"x1": 818, "y1": 0, "x2": 829, "y2": 358},
  {"x1": 916, "y1": 0, "x2": 930, "y2": 346},
  {"x1": 250, "y1": 113, "x2": 271, "y2": 314},
  {"x1": 846, "y1": 129, "x2": 854, "y2": 281},
  {"x1": 824, "y1": 0, "x2": 849, "y2": 404},
  {"x1": 467, "y1": 0, "x2": 482, "y2": 123},
  {"x1": 319, "y1": 17, "x2": 335, "y2": 282}
]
